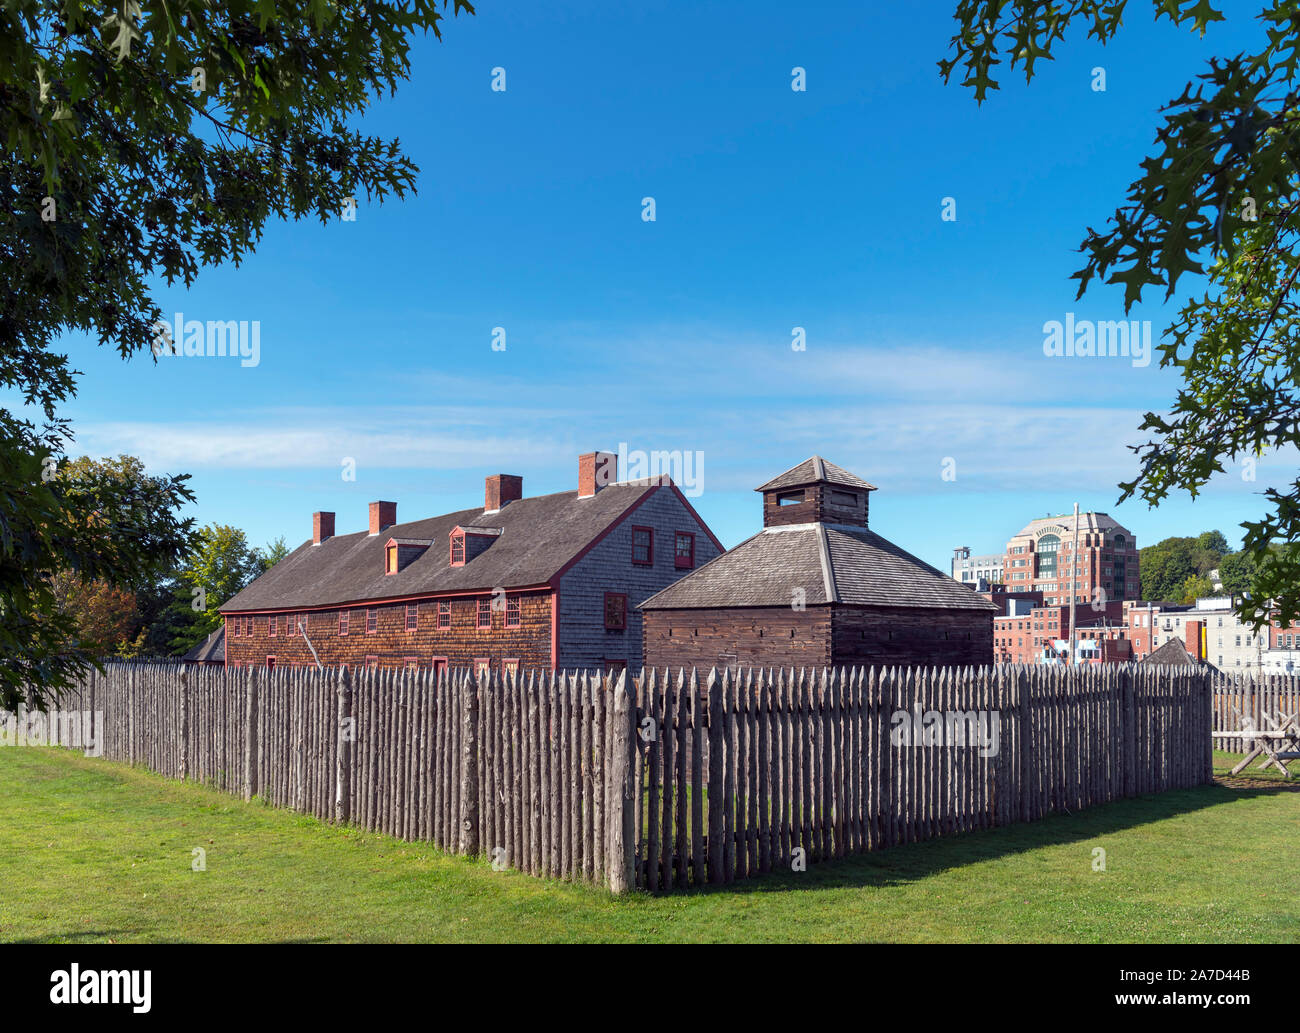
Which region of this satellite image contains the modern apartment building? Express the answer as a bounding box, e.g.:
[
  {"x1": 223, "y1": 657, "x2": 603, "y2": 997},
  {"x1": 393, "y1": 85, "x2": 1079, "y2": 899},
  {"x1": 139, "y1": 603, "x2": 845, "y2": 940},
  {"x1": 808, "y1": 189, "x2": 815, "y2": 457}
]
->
[
  {"x1": 1002, "y1": 511, "x2": 1140, "y2": 605},
  {"x1": 951, "y1": 546, "x2": 1005, "y2": 586}
]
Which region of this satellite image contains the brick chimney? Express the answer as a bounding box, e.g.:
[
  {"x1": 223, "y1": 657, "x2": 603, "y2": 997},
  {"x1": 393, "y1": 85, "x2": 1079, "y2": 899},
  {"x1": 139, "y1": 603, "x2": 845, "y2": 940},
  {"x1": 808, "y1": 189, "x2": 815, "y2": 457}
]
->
[
  {"x1": 313, "y1": 511, "x2": 335, "y2": 546},
  {"x1": 369, "y1": 500, "x2": 396, "y2": 536},
  {"x1": 485, "y1": 474, "x2": 523, "y2": 513},
  {"x1": 1185, "y1": 620, "x2": 1203, "y2": 660},
  {"x1": 578, "y1": 452, "x2": 617, "y2": 499}
]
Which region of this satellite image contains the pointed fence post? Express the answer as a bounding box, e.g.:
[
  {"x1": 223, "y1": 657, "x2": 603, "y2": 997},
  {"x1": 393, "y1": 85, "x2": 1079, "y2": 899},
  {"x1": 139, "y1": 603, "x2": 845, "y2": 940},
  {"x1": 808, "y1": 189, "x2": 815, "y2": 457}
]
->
[
  {"x1": 707, "y1": 667, "x2": 725, "y2": 884},
  {"x1": 606, "y1": 670, "x2": 635, "y2": 893},
  {"x1": 243, "y1": 665, "x2": 259, "y2": 802},
  {"x1": 179, "y1": 668, "x2": 190, "y2": 782},
  {"x1": 335, "y1": 665, "x2": 353, "y2": 824},
  {"x1": 460, "y1": 670, "x2": 481, "y2": 855}
]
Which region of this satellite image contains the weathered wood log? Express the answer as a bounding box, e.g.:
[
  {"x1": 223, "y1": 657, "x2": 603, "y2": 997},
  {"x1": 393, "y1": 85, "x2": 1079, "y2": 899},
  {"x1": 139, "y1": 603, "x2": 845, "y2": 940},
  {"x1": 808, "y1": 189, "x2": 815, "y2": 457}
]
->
[
  {"x1": 243, "y1": 665, "x2": 258, "y2": 802},
  {"x1": 460, "y1": 670, "x2": 480, "y2": 855},
  {"x1": 606, "y1": 671, "x2": 634, "y2": 894}
]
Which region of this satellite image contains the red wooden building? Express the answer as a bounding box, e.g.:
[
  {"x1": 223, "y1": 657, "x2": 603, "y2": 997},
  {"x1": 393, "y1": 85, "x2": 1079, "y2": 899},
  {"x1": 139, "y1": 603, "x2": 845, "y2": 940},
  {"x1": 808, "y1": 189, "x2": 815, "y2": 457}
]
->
[
  {"x1": 639, "y1": 457, "x2": 996, "y2": 669},
  {"x1": 220, "y1": 452, "x2": 722, "y2": 675}
]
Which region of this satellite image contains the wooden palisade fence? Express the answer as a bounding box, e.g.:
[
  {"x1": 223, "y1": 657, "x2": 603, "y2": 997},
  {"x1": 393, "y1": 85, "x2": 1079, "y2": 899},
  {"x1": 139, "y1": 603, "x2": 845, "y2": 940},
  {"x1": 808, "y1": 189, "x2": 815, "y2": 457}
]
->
[
  {"x1": 16, "y1": 662, "x2": 1216, "y2": 893},
  {"x1": 1210, "y1": 672, "x2": 1300, "y2": 753}
]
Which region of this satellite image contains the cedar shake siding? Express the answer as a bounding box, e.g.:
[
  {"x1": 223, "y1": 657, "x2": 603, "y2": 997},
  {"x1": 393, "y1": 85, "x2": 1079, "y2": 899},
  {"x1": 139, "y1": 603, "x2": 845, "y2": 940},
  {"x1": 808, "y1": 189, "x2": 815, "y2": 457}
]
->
[
  {"x1": 640, "y1": 456, "x2": 996, "y2": 670},
  {"x1": 556, "y1": 486, "x2": 723, "y2": 671},
  {"x1": 220, "y1": 456, "x2": 721, "y2": 674},
  {"x1": 225, "y1": 590, "x2": 553, "y2": 671}
]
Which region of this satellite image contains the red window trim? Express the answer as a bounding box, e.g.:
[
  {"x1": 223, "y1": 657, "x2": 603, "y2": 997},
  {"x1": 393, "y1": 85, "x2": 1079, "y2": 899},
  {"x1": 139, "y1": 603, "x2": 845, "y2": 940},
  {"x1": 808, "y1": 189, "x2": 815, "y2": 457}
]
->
[
  {"x1": 268, "y1": 614, "x2": 278, "y2": 638},
  {"x1": 450, "y1": 532, "x2": 466, "y2": 567},
  {"x1": 286, "y1": 614, "x2": 297, "y2": 637},
  {"x1": 505, "y1": 595, "x2": 521, "y2": 628},
  {"x1": 233, "y1": 618, "x2": 241, "y2": 638},
  {"x1": 437, "y1": 601, "x2": 451, "y2": 629},
  {"x1": 631, "y1": 525, "x2": 654, "y2": 566},
  {"x1": 675, "y1": 530, "x2": 696, "y2": 570},
  {"x1": 477, "y1": 598, "x2": 492, "y2": 630},
  {"x1": 365, "y1": 655, "x2": 378, "y2": 669},
  {"x1": 338, "y1": 610, "x2": 349, "y2": 636},
  {"x1": 266, "y1": 655, "x2": 276, "y2": 669},
  {"x1": 431, "y1": 656, "x2": 448, "y2": 675},
  {"x1": 386, "y1": 544, "x2": 398, "y2": 575},
  {"x1": 403, "y1": 656, "x2": 419, "y2": 670},
  {"x1": 366, "y1": 608, "x2": 377, "y2": 634},
  {"x1": 474, "y1": 657, "x2": 491, "y2": 677},
  {"x1": 502, "y1": 658, "x2": 520, "y2": 680},
  {"x1": 405, "y1": 602, "x2": 418, "y2": 632},
  {"x1": 604, "y1": 591, "x2": 627, "y2": 631}
]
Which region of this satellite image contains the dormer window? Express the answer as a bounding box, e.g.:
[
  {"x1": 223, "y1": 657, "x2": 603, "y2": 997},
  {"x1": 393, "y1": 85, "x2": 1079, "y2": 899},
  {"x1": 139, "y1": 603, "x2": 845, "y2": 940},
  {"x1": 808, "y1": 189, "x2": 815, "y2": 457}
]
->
[
  {"x1": 386, "y1": 537, "x2": 432, "y2": 574},
  {"x1": 449, "y1": 525, "x2": 502, "y2": 566}
]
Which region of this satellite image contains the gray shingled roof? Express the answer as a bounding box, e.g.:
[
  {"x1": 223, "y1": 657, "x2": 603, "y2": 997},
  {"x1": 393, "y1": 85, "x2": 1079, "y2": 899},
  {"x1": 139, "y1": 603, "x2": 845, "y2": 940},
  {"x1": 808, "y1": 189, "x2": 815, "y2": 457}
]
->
[
  {"x1": 640, "y1": 524, "x2": 996, "y2": 612},
  {"x1": 638, "y1": 525, "x2": 835, "y2": 609},
  {"x1": 1141, "y1": 637, "x2": 1207, "y2": 667},
  {"x1": 182, "y1": 628, "x2": 225, "y2": 662},
  {"x1": 222, "y1": 481, "x2": 661, "y2": 612},
  {"x1": 756, "y1": 456, "x2": 877, "y2": 493}
]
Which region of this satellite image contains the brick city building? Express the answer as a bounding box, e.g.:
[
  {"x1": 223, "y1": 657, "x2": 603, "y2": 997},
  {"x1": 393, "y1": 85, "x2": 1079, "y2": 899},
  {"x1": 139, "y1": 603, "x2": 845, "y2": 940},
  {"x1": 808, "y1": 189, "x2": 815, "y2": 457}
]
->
[
  {"x1": 992, "y1": 599, "x2": 1127, "y2": 664},
  {"x1": 1002, "y1": 511, "x2": 1139, "y2": 605},
  {"x1": 220, "y1": 452, "x2": 722, "y2": 675},
  {"x1": 639, "y1": 457, "x2": 996, "y2": 669}
]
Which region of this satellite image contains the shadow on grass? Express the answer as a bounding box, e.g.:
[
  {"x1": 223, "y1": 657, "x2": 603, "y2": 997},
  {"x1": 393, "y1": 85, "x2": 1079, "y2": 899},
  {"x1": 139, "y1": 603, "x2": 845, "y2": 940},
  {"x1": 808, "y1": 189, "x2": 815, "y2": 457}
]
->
[
  {"x1": 643, "y1": 779, "x2": 1296, "y2": 899},
  {"x1": 10, "y1": 934, "x2": 334, "y2": 944},
  {"x1": 9, "y1": 930, "x2": 131, "y2": 944}
]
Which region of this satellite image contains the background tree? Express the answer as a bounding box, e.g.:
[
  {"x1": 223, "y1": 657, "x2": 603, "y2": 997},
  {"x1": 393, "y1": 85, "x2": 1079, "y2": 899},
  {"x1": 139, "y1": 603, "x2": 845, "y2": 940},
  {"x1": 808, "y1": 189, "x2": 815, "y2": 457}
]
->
[
  {"x1": 1177, "y1": 573, "x2": 1217, "y2": 605},
  {"x1": 170, "y1": 524, "x2": 266, "y2": 654},
  {"x1": 0, "y1": 449, "x2": 193, "y2": 709},
  {"x1": 48, "y1": 571, "x2": 138, "y2": 655},
  {"x1": 1218, "y1": 548, "x2": 1260, "y2": 595},
  {"x1": 1139, "y1": 530, "x2": 1229, "y2": 601},
  {"x1": 2, "y1": 1, "x2": 472, "y2": 706},
  {"x1": 942, "y1": 0, "x2": 1300, "y2": 628},
  {"x1": 258, "y1": 536, "x2": 291, "y2": 572},
  {"x1": 1196, "y1": 530, "x2": 1230, "y2": 557}
]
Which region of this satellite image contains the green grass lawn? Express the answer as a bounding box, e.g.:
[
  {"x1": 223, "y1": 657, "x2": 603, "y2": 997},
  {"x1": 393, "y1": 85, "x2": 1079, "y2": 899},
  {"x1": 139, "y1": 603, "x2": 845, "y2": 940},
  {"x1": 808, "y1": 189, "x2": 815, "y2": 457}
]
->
[{"x1": 1, "y1": 747, "x2": 1296, "y2": 943}]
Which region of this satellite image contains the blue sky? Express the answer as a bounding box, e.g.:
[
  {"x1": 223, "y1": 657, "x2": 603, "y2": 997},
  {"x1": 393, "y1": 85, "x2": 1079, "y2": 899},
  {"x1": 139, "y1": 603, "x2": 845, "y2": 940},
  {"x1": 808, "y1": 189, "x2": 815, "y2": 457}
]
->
[{"x1": 44, "y1": 1, "x2": 1288, "y2": 571}]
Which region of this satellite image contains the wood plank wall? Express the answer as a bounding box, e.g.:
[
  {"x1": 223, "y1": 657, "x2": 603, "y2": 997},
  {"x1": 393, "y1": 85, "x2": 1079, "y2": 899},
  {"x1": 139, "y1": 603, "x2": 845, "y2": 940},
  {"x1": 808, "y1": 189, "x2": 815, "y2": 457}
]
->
[{"x1": 7, "y1": 661, "x2": 1219, "y2": 893}]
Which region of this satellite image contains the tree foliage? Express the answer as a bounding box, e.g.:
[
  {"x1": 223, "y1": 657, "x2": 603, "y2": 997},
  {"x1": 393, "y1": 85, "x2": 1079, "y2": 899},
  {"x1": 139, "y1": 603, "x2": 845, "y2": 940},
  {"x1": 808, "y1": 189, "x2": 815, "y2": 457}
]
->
[
  {"x1": 48, "y1": 571, "x2": 138, "y2": 654},
  {"x1": 1139, "y1": 531, "x2": 1228, "y2": 601},
  {"x1": 942, "y1": 1, "x2": 1300, "y2": 629},
  {"x1": 171, "y1": 524, "x2": 267, "y2": 653},
  {"x1": 259, "y1": 535, "x2": 290, "y2": 572},
  {"x1": 1177, "y1": 573, "x2": 1217, "y2": 604},
  {"x1": 1218, "y1": 547, "x2": 1259, "y2": 594},
  {"x1": 0, "y1": 450, "x2": 193, "y2": 709},
  {"x1": 1, "y1": 1, "x2": 472, "y2": 706}
]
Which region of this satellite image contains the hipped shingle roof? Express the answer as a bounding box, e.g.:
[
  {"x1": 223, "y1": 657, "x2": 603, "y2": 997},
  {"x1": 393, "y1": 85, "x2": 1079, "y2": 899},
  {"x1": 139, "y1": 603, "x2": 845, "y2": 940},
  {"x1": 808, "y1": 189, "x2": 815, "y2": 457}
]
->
[
  {"x1": 222, "y1": 481, "x2": 661, "y2": 613},
  {"x1": 756, "y1": 456, "x2": 877, "y2": 493},
  {"x1": 640, "y1": 524, "x2": 996, "y2": 612}
]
